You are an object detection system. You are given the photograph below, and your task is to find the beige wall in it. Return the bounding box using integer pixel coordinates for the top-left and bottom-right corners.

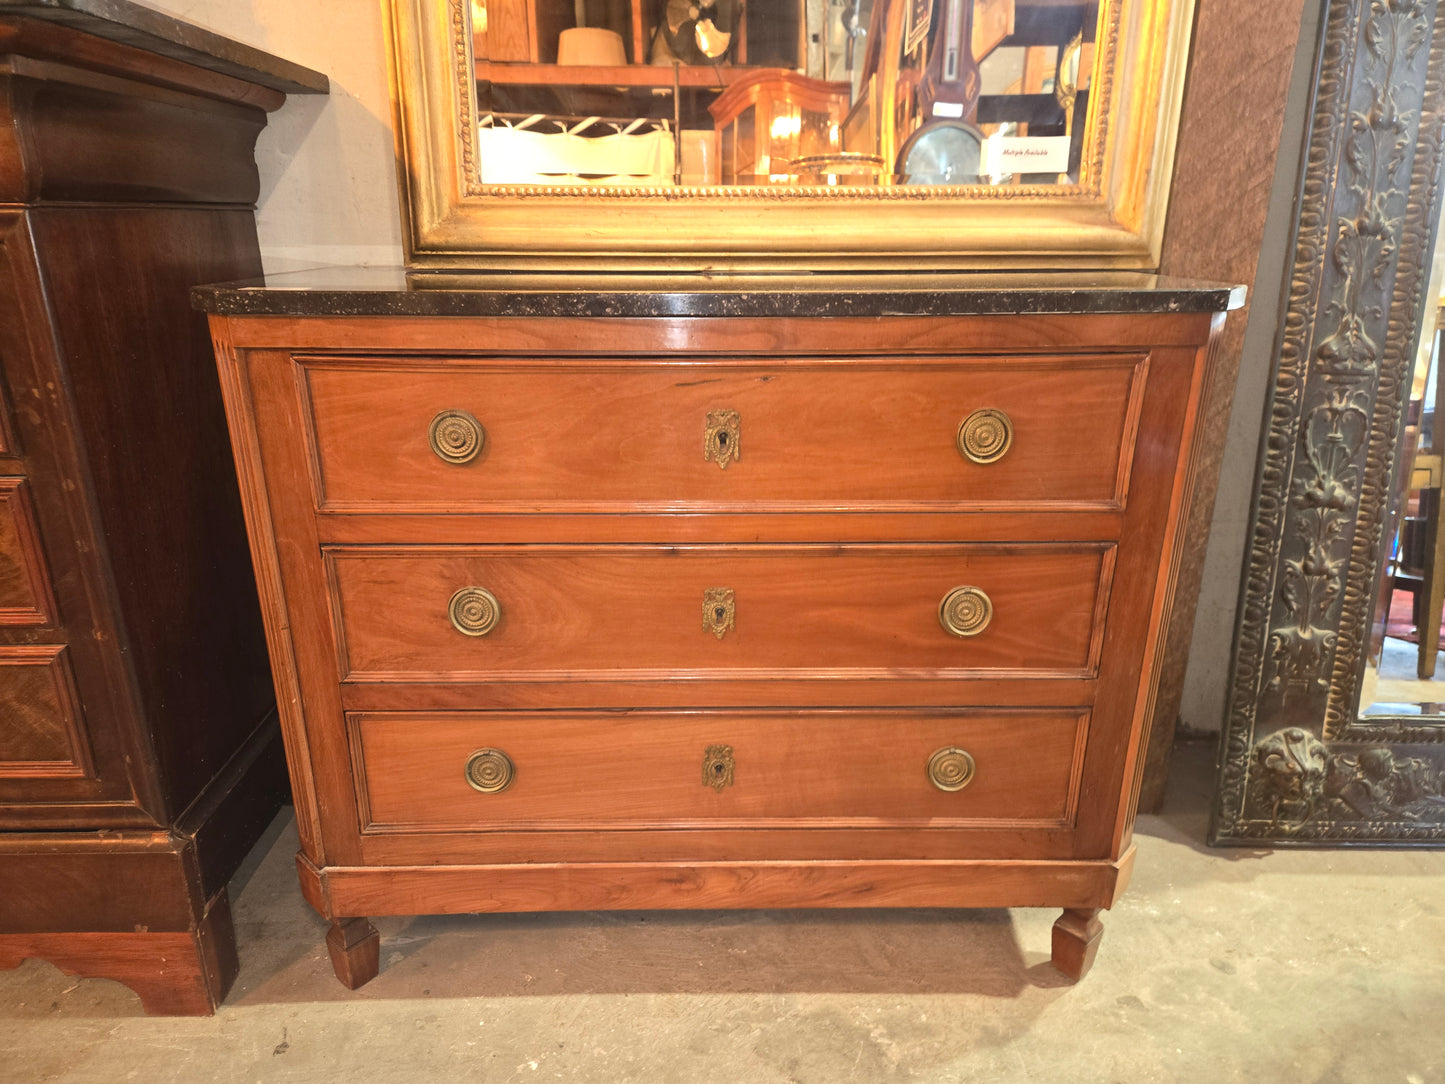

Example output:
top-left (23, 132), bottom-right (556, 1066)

top-left (143, 0), bottom-right (405, 271)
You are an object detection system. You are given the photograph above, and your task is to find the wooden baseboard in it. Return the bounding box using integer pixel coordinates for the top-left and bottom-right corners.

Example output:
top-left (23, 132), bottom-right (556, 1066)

top-left (0, 713), bottom-right (283, 1013)
top-left (303, 852), bottom-right (1134, 919)
top-left (0, 888), bottom-right (236, 1015)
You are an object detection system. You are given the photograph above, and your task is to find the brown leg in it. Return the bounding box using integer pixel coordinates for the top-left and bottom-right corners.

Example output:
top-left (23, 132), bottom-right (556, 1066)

top-left (325, 917), bottom-right (380, 989)
top-left (1050, 907), bottom-right (1104, 982)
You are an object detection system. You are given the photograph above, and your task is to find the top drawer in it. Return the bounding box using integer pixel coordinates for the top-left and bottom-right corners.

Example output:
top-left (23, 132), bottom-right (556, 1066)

top-left (298, 355), bottom-right (1147, 513)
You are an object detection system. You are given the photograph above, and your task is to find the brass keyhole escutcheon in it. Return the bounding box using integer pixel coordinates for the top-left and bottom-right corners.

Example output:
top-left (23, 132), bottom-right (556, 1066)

top-left (957, 408), bottom-right (1013, 464)
top-left (704, 409), bottom-right (741, 469)
top-left (927, 747), bottom-right (976, 792)
top-left (449, 586), bottom-right (501, 636)
top-left (464, 748), bottom-right (514, 793)
top-left (429, 409), bottom-right (485, 464)
top-left (703, 587), bottom-right (735, 639)
top-left (939, 585), bottom-right (992, 637)
top-left (703, 744), bottom-right (735, 791)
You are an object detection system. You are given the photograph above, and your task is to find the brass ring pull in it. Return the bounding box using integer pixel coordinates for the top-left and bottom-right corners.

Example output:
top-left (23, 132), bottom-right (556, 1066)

top-left (429, 409), bottom-right (485, 464)
top-left (464, 748), bottom-right (514, 793)
top-left (449, 586), bottom-right (500, 636)
top-left (957, 408), bottom-right (1013, 464)
top-left (939, 585), bottom-right (992, 637)
top-left (927, 747), bottom-right (976, 792)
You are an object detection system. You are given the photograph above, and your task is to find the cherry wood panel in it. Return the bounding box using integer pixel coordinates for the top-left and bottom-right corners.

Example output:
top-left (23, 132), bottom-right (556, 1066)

top-left (1112, 329), bottom-right (1222, 847)
top-left (308, 851), bottom-right (1135, 918)
top-left (350, 709), bottom-right (1088, 833)
top-left (211, 330), bottom-right (326, 862)
top-left (233, 344), bottom-right (361, 868)
top-left (355, 822), bottom-right (1083, 865)
top-left (0, 645), bottom-right (89, 776)
top-left (299, 355), bottom-right (1146, 513)
top-left (0, 478), bottom-right (54, 624)
top-left (326, 544), bottom-right (1114, 682)
top-left (226, 311), bottom-right (1217, 353)
top-left (314, 509), bottom-right (1129, 545)
top-left (1064, 341), bottom-right (1214, 856)
top-left (338, 675), bottom-right (1099, 712)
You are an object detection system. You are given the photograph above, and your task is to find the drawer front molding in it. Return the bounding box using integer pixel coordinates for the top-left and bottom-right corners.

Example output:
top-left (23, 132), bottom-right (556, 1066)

top-left (347, 709), bottom-right (1090, 836)
top-left (0, 479), bottom-right (57, 626)
top-left (325, 543), bottom-right (1116, 683)
top-left (0, 646), bottom-right (93, 779)
top-left (297, 355), bottom-right (1149, 514)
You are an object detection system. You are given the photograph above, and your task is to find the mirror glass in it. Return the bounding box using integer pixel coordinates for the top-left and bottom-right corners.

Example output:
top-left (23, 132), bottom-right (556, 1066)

top-left (468, 0), bottom-right (1096, 187)
top-left (1361, 216), bottom-right (1445, 719)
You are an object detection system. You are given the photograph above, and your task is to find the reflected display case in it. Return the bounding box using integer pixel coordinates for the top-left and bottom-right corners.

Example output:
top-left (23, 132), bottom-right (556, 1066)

top-left (385, 0), bottom-right (1195, 269)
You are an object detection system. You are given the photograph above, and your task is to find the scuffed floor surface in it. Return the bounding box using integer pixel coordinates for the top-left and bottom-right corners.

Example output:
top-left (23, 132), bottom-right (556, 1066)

top-left (1, 743), bottom-right (1442, 1083)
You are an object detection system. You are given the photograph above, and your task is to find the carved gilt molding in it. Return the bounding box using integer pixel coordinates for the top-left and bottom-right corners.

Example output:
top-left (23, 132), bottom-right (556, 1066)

top-left (1213, 0), bottom-right (1445, 844)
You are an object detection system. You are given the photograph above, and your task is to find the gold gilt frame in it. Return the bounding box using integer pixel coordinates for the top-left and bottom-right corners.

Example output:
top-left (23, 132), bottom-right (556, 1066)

top-left (384, 0), bottom-right (1196, 270)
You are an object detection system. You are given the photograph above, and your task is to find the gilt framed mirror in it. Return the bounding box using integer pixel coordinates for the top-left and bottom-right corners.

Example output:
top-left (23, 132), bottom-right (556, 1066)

top-left (384, 0), bottom-right (1195, 269)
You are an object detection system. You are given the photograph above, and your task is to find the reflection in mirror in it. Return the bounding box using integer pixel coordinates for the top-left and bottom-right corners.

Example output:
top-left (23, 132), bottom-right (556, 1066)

top-left (1362, 216), bottom-right (1445, 719)
top-left (468, 0), bottom-right (1097, 187)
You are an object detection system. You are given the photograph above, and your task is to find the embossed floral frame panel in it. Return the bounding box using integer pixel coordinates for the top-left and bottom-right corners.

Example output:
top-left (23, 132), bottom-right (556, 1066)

top-left (384, 0), bottom-right (1196, 270)
top-left (1213, 0), bottom-right (1445, 845)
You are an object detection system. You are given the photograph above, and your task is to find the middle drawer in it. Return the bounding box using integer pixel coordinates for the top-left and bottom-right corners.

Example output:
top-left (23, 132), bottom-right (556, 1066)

top-left (326, 544), bottom-right (1114, 682)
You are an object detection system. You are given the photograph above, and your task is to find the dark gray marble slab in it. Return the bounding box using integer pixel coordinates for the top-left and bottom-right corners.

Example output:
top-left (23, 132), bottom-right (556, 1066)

top-left (0, 0), bottom-right (328, 94)
top-left (193, 267), bottom-right (1247, 318)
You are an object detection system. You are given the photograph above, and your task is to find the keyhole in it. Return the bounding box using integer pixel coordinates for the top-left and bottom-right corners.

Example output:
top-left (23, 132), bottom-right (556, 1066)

top-left (713, 763), bottom-right (725, 775)
top-left (717, 432), bottom-right (728, 448)
top-left (714, 607), bottom-right (726, 622)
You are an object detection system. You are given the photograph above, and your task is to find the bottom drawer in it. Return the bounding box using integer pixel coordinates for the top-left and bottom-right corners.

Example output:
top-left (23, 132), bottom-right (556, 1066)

top-left (349, 710), bottom-right (1089, 833)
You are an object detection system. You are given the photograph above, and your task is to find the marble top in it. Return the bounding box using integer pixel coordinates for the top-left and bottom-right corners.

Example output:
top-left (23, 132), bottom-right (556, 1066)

top-left (193, 267), bottom-right (1247, 318)
top-left (0, 0), bottom-right (329, 94)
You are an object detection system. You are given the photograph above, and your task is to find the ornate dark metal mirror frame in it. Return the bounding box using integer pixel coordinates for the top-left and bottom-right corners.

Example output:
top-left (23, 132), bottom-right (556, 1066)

top-left (1213, 0), bottom-right (1445, 844)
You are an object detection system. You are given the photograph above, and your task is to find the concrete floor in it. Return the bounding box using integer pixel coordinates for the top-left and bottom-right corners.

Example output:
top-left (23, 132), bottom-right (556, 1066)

top-left (1, 742), bottom-right (1442, 1083)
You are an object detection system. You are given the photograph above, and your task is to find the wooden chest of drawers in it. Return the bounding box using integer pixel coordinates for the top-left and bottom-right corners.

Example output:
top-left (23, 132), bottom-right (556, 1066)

top-left (200, 273), bottom-right (1237, 987)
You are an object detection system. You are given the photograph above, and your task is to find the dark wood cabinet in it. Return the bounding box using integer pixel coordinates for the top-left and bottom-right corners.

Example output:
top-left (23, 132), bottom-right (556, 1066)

top-left (0, 3), bottom-right (325, 1014)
